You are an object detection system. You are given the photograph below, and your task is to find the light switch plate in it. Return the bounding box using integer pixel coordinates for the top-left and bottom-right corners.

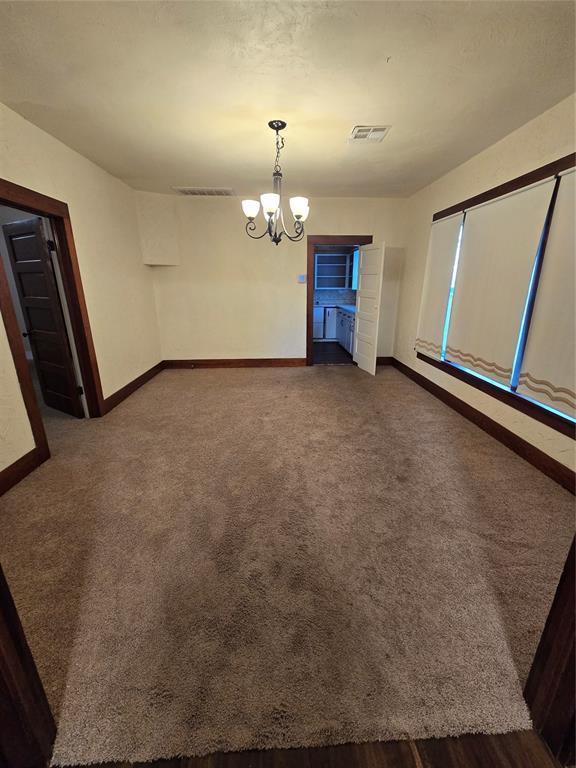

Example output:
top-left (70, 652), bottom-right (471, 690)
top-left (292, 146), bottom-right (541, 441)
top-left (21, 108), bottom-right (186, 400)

top-left (297, 274), bottom-right (307, 284)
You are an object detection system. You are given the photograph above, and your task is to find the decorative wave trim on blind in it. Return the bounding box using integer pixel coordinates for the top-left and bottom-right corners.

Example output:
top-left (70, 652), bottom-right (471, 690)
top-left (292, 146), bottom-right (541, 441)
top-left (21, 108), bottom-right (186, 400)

top-left (518, 372), bottom-right (576, 411)
top-left (415, 338), bottom-right (442, 356)
top-left (445, 346), bottom-right (511, 382)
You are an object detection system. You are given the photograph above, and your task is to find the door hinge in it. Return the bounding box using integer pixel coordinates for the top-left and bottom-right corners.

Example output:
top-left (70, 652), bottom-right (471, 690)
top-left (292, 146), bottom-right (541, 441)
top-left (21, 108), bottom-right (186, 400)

top-left (47, 239), bottom-right (56, 251)
top-left (77, 385), bottom-right (84, 396)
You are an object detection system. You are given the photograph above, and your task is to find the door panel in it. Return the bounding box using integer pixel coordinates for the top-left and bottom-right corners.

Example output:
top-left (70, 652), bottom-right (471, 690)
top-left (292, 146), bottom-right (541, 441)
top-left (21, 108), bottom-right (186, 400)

top-left (2, 219), bottom-right (84, 418)
top-left (353, 243), bottom-right (385, 375)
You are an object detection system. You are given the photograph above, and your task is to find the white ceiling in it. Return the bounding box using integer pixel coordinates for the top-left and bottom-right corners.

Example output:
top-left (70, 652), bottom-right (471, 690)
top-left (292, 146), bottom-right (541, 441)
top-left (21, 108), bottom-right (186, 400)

top-left (0, 1), bottom-right (573, 197)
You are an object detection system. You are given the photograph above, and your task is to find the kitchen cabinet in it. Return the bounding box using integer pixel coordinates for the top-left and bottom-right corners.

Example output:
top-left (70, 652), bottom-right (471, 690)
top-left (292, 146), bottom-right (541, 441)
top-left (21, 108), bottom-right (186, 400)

top-left (313, 306), bottom-right (324, 340)
top-left (314, 252), bottom-right (355, 290)
top-left (325, 307), bottom-right (337, 340)
top-left (335, 308), bottom-right (356, 353)
top-left (347, 316), bottom-right (355, 354)
top-left (336, 309), bottom-right (345, 346)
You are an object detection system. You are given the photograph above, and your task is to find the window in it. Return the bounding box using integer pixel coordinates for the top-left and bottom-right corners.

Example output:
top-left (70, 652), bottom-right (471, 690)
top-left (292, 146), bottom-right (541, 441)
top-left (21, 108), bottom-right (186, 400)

top-left (416, 157), bottom-right (575, 433)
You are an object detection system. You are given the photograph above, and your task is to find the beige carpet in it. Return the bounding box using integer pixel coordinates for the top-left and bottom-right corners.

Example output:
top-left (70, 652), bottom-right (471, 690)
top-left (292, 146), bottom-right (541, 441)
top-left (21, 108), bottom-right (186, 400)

top-left (0, 366), bottom-right (573, 765)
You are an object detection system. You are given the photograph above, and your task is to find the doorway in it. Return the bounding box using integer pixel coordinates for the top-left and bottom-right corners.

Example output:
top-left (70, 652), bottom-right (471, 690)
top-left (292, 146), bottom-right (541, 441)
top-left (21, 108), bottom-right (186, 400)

top-left (0, 177), bottom-right (105, 492)
top-left (0, 205), bottom-right (86, 418)
top-left (306, 235), bottom-right (373, 366)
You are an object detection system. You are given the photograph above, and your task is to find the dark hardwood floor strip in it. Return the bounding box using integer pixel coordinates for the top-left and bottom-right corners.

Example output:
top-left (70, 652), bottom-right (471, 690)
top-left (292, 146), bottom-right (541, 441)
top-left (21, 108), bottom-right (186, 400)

top-left (525, 538), bottom-right (575, 766)
top-left (102, 362), bottom-right (165, 414)
top-left (432, 153), bottom-right (575, 222)
top-left (62, 732), bottom-right (558, 768)
top-left (0, 564), bottom-right (56, 768)
top-left (0, 447), bottom-right (49, 498)
top-left (393, 359), bottom-right (575, 494)
top-left (415, 731), bottom-right (559, 768)
top-left (164, 358), bottom-right (307, 369)
top-left (313, 342), bottom-right (354, 365)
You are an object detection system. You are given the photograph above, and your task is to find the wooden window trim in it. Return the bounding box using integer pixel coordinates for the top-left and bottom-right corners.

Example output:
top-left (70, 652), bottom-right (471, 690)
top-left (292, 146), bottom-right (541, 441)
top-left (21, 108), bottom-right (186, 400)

top-left (416, 352), bottom-right (575, 439)
top-left (432, 153), bottom-right (575, 222)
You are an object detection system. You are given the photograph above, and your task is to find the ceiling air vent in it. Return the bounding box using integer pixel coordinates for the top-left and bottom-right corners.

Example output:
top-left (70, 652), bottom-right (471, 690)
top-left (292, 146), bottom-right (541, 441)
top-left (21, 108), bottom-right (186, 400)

top-left (348, 125), bottom-right (391, 143)
top-left (171, 187), bottom-right (235, 196)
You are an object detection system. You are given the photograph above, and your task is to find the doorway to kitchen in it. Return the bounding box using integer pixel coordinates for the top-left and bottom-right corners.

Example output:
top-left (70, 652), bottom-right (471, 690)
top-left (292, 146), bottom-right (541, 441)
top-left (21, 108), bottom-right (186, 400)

top-left (306, 235), bottom-right (372, 365)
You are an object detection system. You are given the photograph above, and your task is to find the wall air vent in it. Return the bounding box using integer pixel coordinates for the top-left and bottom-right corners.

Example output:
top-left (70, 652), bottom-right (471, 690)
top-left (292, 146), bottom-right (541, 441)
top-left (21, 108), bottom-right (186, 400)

top-left (171, 187), bottom-right (235, 196)
top-left (348, 125), bottom-right (391, 143)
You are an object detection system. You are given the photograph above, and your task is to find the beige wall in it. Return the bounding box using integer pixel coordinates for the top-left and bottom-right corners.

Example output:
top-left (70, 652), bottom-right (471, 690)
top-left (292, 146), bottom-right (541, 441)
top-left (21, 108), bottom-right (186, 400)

top-left (395, 95), bottom-right (576, 470)
top-left (0, 102), bottom-right (161, 472)
top-left (140, 194), bottom-right (406, 360)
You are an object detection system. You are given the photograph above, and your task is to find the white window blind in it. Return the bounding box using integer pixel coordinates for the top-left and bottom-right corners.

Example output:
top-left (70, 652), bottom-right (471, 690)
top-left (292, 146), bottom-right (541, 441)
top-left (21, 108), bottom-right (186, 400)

top-left (517, 171), bottom-right (575, 418)
top-left (445, 179), bottom-right (555, 383)
top-left (415, 213), bottom-right (463, 360)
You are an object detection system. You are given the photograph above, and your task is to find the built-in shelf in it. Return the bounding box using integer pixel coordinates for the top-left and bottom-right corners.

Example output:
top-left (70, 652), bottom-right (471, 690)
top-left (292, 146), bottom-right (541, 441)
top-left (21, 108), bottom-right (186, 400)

top-left (314, 251), bottom-right (357, 289)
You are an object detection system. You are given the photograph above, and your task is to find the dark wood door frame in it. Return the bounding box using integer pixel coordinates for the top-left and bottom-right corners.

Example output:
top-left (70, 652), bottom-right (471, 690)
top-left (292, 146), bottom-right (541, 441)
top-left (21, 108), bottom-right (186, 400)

top-left (0, 564), bottom-right (56, 768)
top-left (524, 536), bottom-right (575, 765)
top-left (0, 178), bottom-right (105, 430)
top-left (306, 235), bottom-right (373, 365)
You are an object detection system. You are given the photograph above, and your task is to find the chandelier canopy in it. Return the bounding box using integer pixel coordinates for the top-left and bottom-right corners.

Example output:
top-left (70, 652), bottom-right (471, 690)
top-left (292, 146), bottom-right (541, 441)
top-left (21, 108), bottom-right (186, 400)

top-left (241, 120), bottom-right (309, 245)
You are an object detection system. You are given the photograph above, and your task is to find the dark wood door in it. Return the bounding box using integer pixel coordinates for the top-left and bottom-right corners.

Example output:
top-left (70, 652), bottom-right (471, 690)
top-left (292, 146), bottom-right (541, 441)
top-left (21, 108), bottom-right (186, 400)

top-left (2, 219), bottom-right (84, 418)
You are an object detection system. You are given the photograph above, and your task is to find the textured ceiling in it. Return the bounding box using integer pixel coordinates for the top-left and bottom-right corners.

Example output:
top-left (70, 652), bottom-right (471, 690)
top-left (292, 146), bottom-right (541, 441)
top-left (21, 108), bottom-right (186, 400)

top-left (0, 1), bottom-right (574, 197)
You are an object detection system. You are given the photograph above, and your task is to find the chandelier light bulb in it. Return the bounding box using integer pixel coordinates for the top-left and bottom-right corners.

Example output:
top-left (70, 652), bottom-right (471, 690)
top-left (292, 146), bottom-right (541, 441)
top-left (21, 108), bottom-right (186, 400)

top-left (260, 193), bottom-right (280, 217)
top-left (241, 199), bottom-right (260, 220)
top-left (289, 196), bottom-right (309, 220)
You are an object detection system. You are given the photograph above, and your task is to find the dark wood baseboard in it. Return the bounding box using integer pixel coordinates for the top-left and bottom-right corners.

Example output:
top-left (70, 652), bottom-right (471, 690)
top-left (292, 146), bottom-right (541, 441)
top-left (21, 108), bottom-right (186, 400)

top-left (164, 358), bottom-right (307, 369)
top-left (102, 362), bottom-right (165, 415)
top-left (0, 445), bottom-right (50, 497)
top-left (376, 356), bottom-right (394, 366)
top-left (392, 359), bottom-right (575, 495)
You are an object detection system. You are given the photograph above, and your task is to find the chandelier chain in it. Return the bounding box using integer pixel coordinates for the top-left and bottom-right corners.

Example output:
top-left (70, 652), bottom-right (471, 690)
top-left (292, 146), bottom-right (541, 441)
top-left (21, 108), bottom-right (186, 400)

top-left (274, 133), bottom-right (285, 174)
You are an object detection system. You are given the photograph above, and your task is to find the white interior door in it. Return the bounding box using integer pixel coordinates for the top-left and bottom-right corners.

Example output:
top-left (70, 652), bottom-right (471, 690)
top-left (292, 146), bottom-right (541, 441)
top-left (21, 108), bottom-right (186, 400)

top-left (353, 243), bottom-right (385, 375)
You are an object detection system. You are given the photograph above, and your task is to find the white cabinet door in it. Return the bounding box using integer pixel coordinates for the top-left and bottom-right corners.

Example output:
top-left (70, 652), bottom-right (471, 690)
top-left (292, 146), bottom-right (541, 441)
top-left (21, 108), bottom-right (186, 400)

top-left (353, 243), bottom-right (385, 375)
top-left (325, 307), bottom-right (337, 339)
top-left (313, 306), bottom-right (324, 339)
top-left (347, 318), bottom-right (355, 354)
top-left (336, 310), bottom-right (343, 345)
top-left (344, 315), bottom-right (351, 353)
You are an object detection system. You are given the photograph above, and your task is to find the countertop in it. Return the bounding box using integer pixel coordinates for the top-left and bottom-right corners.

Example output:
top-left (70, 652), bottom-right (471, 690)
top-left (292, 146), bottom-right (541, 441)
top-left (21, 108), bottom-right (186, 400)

top-left (315, 303), bottom-right (356, 313)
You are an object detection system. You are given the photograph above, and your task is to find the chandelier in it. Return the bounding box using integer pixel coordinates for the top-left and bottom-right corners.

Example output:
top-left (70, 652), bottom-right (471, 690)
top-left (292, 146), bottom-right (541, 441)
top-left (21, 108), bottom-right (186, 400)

top-left (241, 120), bottom-right (309, 245)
